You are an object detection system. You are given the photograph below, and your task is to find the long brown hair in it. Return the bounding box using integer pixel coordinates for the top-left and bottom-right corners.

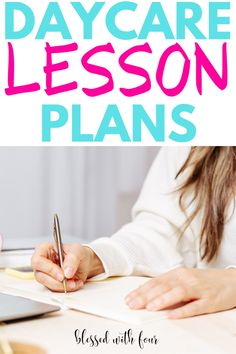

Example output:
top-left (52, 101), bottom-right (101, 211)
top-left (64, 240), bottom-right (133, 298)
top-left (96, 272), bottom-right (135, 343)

top-left (177, 147), bottom-right (236, 262)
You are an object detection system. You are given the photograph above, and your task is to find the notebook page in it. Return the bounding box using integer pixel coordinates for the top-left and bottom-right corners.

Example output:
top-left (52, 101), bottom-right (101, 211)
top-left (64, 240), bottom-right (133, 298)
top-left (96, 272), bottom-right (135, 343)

top-left (54, 276), bottom-right (167, 324)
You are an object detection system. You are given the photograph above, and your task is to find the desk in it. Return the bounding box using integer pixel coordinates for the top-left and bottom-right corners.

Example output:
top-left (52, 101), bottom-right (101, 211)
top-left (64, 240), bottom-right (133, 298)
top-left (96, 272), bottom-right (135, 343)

top-left (1, 272), bottom-right (236, 354)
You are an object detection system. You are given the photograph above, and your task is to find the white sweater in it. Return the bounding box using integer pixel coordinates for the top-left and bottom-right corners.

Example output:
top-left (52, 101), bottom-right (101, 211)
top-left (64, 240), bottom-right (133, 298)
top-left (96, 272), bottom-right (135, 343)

top-left (88, 147), bottom-right (236, 280)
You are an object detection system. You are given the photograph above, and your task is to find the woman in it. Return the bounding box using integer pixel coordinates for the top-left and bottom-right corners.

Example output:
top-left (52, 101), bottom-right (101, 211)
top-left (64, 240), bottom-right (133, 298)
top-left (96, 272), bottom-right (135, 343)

top-left (31, 147), bottom-right (236, 319)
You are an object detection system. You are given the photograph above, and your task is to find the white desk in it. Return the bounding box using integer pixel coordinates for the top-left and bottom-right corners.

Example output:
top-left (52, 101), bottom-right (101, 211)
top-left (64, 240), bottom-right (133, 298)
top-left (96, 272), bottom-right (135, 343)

top-left (1, 272), bottom-right (236, 354)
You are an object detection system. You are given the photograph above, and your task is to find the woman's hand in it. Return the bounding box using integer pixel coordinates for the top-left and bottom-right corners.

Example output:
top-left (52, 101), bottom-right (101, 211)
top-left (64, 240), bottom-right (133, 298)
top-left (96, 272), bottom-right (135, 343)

top-left (31, 243), bottom-right (104, 292)
top-left (125, 267), bottom-right (236, 319)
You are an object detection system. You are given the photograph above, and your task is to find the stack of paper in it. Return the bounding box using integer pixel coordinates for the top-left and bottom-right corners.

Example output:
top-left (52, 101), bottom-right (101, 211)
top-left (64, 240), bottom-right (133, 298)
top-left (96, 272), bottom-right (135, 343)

top-left (0, 236), bottom-right (36, 269)
top-left (0, 250), bottom-right (34, 269)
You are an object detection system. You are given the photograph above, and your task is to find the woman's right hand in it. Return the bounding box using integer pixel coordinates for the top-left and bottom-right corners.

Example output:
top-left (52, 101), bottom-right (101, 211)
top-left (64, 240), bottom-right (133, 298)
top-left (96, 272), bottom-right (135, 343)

top-left (31, 243), bottom-right (104, 292)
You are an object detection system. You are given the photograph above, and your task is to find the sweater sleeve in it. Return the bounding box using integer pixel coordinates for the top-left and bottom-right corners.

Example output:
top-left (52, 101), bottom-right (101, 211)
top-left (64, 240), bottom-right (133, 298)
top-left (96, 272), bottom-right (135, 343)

top-left (87, 147), bottom-right (196, 281)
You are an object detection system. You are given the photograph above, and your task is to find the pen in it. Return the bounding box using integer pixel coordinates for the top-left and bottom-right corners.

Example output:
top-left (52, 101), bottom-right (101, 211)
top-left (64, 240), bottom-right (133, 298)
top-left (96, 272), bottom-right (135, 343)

top-left (53, 214), bottom-right (67, 294)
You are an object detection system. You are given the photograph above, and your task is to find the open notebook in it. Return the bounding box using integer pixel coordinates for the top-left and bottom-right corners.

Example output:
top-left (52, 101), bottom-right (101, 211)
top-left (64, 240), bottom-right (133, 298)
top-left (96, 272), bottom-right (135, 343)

top-left (54, 277), bottom-right (167, 324)
top-left (0, 273), bottom-right (167, 324)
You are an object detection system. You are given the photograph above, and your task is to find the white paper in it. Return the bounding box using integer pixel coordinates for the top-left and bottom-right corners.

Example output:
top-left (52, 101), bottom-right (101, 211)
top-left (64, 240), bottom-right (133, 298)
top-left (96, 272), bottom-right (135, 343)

top-left (0, 272), bottom-right (167, 324)
top-left (0, 250), bottom-right (34, 269)
top-left (54, 277), bottom-right (167, 324)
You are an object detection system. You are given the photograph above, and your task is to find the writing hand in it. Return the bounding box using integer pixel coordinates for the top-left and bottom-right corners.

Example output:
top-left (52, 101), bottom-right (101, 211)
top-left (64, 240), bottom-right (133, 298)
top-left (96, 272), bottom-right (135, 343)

top-left (31, 243), bottom-right (104, 292)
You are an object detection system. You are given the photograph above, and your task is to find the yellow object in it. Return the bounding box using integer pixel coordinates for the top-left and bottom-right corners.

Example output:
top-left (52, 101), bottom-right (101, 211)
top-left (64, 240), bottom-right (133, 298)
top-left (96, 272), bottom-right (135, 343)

top-left (4, 268), bottom-right (35, 280)
top-left (0, 338), bottom-right (13, 354)
top-left (8, 341), bottom-right (46, 354)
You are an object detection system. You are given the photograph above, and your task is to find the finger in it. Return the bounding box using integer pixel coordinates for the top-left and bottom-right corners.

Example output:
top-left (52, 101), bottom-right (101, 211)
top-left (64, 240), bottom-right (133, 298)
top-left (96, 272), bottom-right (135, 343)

top-left (146, 286), bottom-right (191, 311)
top-left (72, 269), bottom-right (88, 284)
top-left (168, 299), bottom-right (207, 319)
top-left (62, 244), bottom-right (83, 279)
top-left (32, 246), bottom-right (64, 282)
top-left (126, 284), bottom-right (171, 310)
top-left (125, 278), bottom-right (160, 302)
top-left (34, 242), bottom-right (54, 258)
top-left (34, 271), bottom-right (84, 292)
top-left (49, 249), bottom-right (59, 264)
top-left (125, 272), bottom-right (177, 303)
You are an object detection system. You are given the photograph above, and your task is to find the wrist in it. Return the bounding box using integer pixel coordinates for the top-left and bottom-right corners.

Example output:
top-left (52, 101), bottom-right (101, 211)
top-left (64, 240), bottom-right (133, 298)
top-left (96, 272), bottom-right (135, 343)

top-left (84, 246), bottom-right (105, 278)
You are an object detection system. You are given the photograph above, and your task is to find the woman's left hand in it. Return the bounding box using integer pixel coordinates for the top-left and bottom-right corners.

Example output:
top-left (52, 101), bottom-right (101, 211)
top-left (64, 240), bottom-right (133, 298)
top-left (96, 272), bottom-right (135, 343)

top-left (125, 267), bottom-right (236, 319)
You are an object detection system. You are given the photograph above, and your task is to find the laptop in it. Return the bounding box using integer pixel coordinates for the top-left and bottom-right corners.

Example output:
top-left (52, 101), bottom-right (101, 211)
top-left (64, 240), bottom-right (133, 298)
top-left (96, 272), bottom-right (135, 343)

top-left (0, 293), bottom-right (60, 322)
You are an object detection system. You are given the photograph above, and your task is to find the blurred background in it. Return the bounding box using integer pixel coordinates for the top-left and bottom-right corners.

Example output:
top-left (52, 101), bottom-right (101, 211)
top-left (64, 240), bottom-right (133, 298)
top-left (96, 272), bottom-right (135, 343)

top-left (0, 147), bottom-right (159, 249)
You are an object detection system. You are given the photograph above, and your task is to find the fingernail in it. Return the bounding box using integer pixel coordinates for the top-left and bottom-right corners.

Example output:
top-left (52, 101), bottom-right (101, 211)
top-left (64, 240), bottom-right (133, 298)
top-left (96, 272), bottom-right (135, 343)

top-left (64, 267), bottom-right (73, 278)
top-left (78, 280), bottom-right (84, 288)
top-left (125, 296), bottom-right (131, 303)
top-left (69, 281), bottom-right (77, 290)
top-left (146, 303), bottom-right (157, 311)
top-left (127, 300), bottom-right (138, 309)
top-left (56, 273), bottom-right (64, 282)
top-left (125, 293), bottom-right (135, 302)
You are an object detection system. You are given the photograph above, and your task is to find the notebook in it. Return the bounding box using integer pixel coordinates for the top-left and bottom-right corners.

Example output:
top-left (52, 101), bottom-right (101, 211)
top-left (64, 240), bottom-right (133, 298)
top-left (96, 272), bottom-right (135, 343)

top-left (53, 276), bottom-right (168, 324)
top-left (0, 273), bottom-right (167, 324)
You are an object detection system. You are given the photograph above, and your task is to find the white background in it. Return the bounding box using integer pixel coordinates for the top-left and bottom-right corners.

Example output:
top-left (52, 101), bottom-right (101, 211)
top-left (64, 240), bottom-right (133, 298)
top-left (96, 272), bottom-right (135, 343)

top-left (0, 147), bottom-right (158, 246)
top-left (0, 0), bottom-right (235, 146)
